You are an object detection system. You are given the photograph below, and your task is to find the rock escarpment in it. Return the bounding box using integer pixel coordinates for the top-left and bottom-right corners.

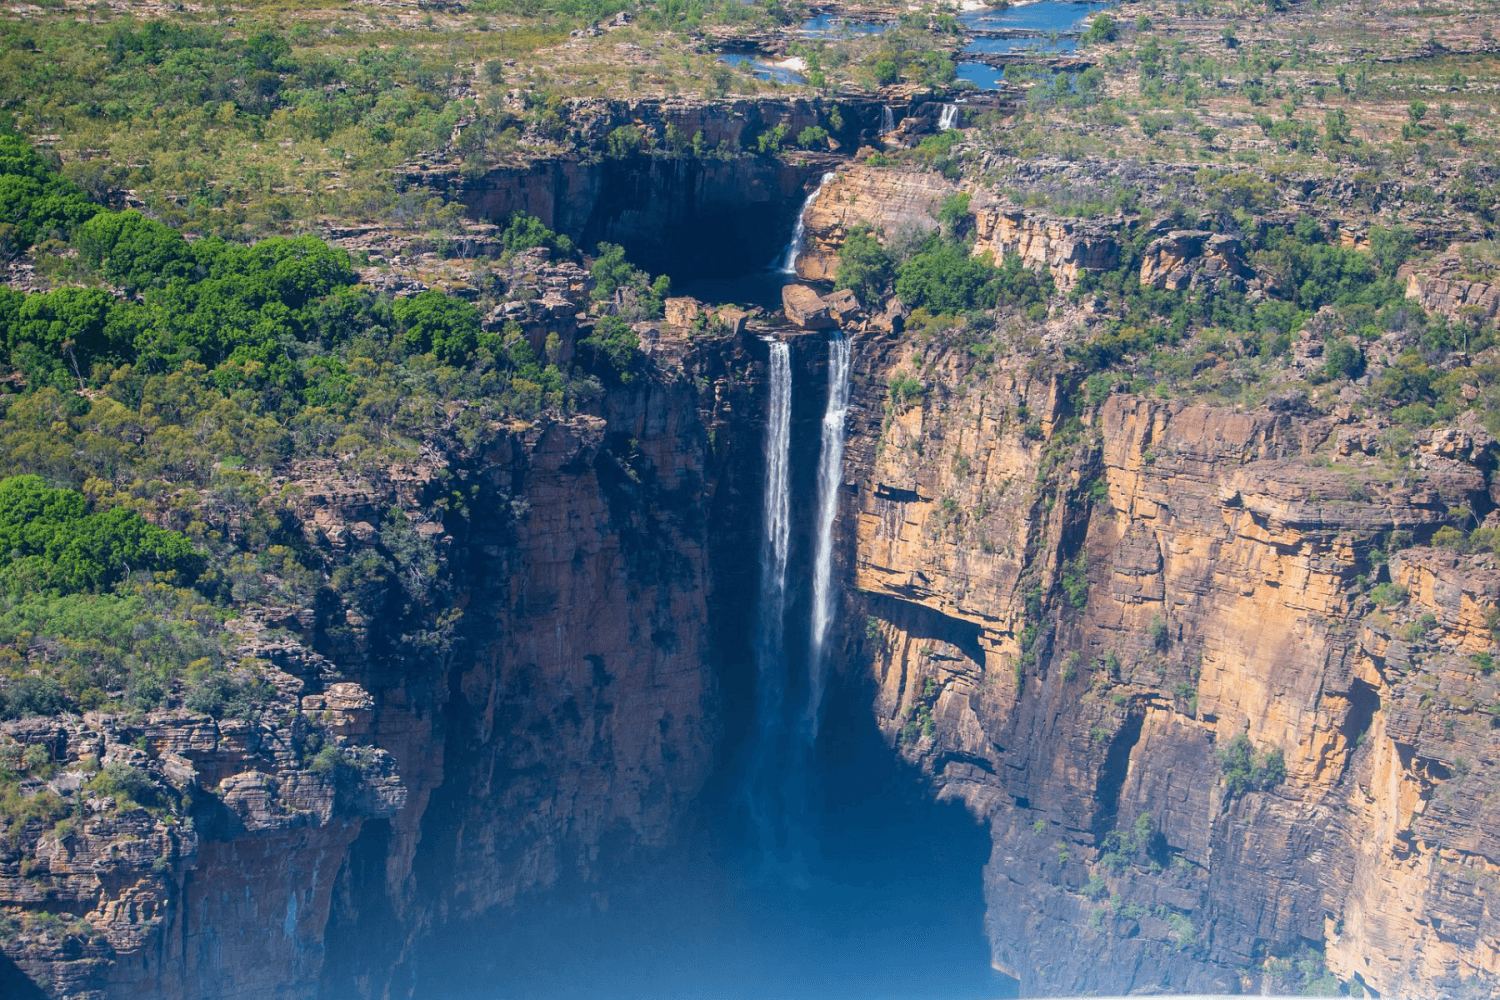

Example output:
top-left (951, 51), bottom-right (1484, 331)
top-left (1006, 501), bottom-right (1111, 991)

top-left (836, 330), bottom-right (1500, 998)
top-left (969, 207), bottom-right (1120, 289)
top-left (793, 165), bottom-right (964, 282)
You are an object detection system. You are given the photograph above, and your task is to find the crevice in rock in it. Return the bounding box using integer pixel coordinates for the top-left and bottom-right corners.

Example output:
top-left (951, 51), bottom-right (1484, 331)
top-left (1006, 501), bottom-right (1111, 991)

top-left (1093, 708), bottom-right (1146, 842)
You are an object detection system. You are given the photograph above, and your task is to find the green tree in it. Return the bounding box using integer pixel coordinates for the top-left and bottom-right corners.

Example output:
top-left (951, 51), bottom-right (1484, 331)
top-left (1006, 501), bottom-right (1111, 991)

top-left (0, 476), bottom-right (203, 595)
top-left (833, 225), bottom-right (894, 305)
top-left (797, 126), bottom-right (830, 150)
top-left (606, 125), bottom-right (644, 159)
top-left (75, 210), bottom-right (193, 293)
top-left (1369, 224), bottom-right (1416, 278)
top-left (394, 290), bottom-right (481, 365)
top-left (501, 212), bottom-right (574, 258)
top-left (1323, 337), bottom-right (1365, 380)
top-left (895, 237), bottom-right (999, 314)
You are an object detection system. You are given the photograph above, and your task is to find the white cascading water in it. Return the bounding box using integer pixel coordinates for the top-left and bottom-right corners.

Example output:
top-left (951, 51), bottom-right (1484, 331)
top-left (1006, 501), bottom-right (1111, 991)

top-left (747, 339), bottom-right (793, 836)
top-left (780, 172), bottom-right (837, 274)
top-left (938, 103), bottom-right (958, 130)
top-left (803, 332), bottom-right (852, 744)
top-left (881, 105), bottom-right (895, 133)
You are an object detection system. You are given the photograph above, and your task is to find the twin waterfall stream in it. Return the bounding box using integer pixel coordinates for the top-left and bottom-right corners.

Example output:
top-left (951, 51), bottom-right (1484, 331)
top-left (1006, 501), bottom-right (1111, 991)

top-left (746, 328), bottom-right (853, 852)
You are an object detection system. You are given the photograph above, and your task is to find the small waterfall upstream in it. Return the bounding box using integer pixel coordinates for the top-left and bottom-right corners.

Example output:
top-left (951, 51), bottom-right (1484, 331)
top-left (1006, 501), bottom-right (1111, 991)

top-left (881, 105), bottom-right (895, 133)
top-left (779, 172), bottom-right (836, 275)
top-left (746, 339), bottom-right (794, 837)
top-left (938, 103), bottom-right (959, 130)
top-left (804, 333), bottom-right (852, 744)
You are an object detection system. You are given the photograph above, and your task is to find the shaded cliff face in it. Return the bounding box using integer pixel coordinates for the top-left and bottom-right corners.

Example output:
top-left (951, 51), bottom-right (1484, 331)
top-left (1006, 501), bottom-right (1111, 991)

top-left (438, 99), bottom-right (884, 282)
top-left (458, 156), bottom-right (828, 280)
top-left (0, 314), bottom-right (781, 999)
top-left (835, 328), bottom-right (1500, 998)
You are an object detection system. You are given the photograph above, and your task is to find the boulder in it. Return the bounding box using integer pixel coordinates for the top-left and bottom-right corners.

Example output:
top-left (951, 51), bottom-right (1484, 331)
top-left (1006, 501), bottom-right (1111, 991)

top-left (824, 288), bottom-right (863, 324)
top-left (782, 284), bottom-right (836, 329)
top-left (870, 296), bottom-right (908, 334)
top-left (1139, 230), bottom-right (1251, 292)
top-left (715, 306), bottom-right (750, 336)
top-left (664, 296), bottom-right (702, 328)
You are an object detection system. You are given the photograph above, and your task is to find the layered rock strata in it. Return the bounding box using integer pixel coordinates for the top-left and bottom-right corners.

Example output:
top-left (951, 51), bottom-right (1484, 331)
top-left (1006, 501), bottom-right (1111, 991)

top-left (837, 329), bottom-right (1500, 998)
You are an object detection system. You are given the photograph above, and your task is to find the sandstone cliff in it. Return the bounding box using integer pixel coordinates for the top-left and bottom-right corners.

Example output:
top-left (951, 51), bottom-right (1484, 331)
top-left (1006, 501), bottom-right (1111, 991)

top-left (794, 167), bottom-right (1121, 291)
top-left (836, 327), bottom-right (1500, 998)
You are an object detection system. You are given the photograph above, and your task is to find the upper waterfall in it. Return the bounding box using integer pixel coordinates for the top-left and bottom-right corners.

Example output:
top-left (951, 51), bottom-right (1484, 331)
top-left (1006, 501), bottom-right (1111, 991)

top-left (779, 172), bottom-right (836, 275)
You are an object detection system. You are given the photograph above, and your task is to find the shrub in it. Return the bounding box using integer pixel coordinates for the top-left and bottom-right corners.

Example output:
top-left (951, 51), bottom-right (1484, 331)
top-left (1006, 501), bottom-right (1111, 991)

top-left (0, 676), bottom-right (69, 720)
top-left (581, 315), bottom-right (640, 383)
top-left (1323, 338), bottom-right (1365, 380)
top-left (87, 761), bottom-right (161, 810)
top-left (888, 370), bottom-right (924, 410)
top-left (500, 213), bottom-right (574, 258)
top-left (1149, 613), bottom-right (1168, 649)
top-left (1217, 733), bottom-right (1286, 797)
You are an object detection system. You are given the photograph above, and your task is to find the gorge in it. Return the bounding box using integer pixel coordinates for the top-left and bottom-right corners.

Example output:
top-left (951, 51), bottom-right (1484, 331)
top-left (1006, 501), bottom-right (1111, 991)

top-left (3, 0), bottom-right (1500, 996)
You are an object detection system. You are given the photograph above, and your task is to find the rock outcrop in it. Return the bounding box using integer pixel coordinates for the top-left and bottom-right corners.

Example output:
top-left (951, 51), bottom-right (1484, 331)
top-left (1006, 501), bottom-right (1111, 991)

top-left (970, 206), bottom-right (1120, 289)
top-left (782, 284), bottom-right (838, 329)
top-left (793, 165), bottom-right (962, 281)
top-left (1139, 230), bottom-right (1253, 292)
top-left (1401, 251), bottom-right (1500, 327)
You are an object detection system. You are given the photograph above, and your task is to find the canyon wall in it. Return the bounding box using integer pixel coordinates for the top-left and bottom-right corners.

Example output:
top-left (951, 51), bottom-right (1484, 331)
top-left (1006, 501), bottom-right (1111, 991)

top-left (0, 315), bottom-right (780, 999)
top-left (835, 326), bottom-right (1500, 998)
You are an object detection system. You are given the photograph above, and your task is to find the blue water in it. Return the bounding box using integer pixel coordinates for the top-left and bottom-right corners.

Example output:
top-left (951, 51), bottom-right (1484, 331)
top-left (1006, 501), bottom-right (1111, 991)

top-left (951, 0), bottom-right (1107, 88)
top-left (798, 14), bottom-right (889, 35)
top-left (956, 62), bottom-right (1007, 90)
top-left (719, 52), bottom-right (807, 84)
top-left (959, 0), bottom-right (1109, 34)
top-left (963, 33), bottom-right (1077, 54)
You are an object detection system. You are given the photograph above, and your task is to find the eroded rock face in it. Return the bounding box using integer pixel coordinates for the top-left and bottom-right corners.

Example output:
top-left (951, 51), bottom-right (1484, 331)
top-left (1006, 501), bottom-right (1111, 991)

top-left (970, 206), bottom-right (1119, 289)
top-left (1139, 230), bottom-right (1253, 292)
top-left (0, 316), bottom-right (767, 999)
top-left (1401, 252), bottom-right (1500, 327)
top-left (837, 332), bottom-right (1500, 998)
top-left (793, 165), bottom-right (961, 282)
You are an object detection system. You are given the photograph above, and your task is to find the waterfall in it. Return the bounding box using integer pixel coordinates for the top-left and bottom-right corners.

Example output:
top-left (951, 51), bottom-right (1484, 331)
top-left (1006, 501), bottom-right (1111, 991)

top-left (938, 103), bottom-right (958, 130)
top-left (780, 172), bottom-right (836, 275)
top-left (881, 105), bottom-right (895, 133)
top-left (804, 332), bottom-right (852, 744)
top-left (747, 339), bottom-right (793, 836)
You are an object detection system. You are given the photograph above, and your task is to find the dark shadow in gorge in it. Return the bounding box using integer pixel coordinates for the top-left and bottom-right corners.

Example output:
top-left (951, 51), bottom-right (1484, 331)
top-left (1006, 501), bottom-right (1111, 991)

top-left (404, 662), bottom-right (1012, 1000)
top-left (460, 155), bottom-right (830, 289)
